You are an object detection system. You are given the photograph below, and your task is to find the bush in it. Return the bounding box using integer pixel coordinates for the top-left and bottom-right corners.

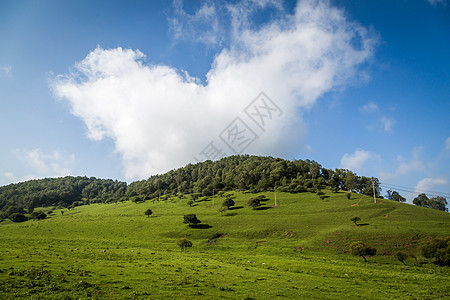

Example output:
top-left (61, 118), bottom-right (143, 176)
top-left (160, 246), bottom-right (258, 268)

top-left (247, 198), bottom-right (261, 209)
top-left (421, 238), bottom-right (450, 266)
top-left (9, 213), bottom-right (28, 223)
top-left (144, 209), bottom-right (153, 217)
top-left (31, 211), bottom-right (47, 220)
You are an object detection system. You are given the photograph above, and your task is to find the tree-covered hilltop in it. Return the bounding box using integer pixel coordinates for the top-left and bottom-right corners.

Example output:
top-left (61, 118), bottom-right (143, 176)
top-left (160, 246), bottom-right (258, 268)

top-left (126, 155), bottom-right (380, 199)
top-left (0, 176), bottom-right (127, 213)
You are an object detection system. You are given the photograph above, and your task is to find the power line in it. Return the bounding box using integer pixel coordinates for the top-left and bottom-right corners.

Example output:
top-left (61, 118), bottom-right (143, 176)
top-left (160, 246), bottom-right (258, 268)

top-left (380, 183), bottom-right (450, 198)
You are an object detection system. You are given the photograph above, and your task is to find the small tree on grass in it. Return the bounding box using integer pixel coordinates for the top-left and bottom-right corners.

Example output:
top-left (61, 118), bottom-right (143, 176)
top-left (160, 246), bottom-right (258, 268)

top-left (396, 251), bottom-right (408, 265)
top-left (183, 214), bottom-right (201, 227)
top-left (350, 216), bottom-right (361, 226)
top-left (247, 198), bottom-right (261, 210)
top-left (350, 241), bottom-right (377, 262)
top-left (177, 238), bottom-right (192, 251)
top-left (187, 200), bottom-right (194, 207)
top-left (222, 198), bottom-right (235, 209)
top-left (317, 190), bottom-right (325, 200)
top-left (346, 192), bottom-right (351, 200)
top-left (144, 209), bottom-right (153, 217)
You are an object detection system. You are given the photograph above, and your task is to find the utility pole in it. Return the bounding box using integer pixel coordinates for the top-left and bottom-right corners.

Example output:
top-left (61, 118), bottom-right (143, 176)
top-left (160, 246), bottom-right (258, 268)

top-left (158, 191), bottom-right (161, 205)
top-left (274, 186), bottom-right (277, 206)
top-left (371, 179), bottom-right (376, 204)
top-left (212, 189), bottom-right (215, 206)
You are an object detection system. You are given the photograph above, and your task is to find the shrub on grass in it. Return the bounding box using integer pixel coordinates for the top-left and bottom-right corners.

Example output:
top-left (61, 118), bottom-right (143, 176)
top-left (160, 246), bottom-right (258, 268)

top-left (31, 210), bottom-right (47, 220)
top-left (177, 238), bottom-right (192, 251)
top-left (421, 238), bottom-right (450, 266)
top-left (9, 213), bottom-right (28, 223)
top-left (346, 193), bottom-right (351, 200)
top-left (187, 200), bottom-right (194, 207)
top-left (144, 209), bottom-right (153, 217)
top-left (350, 241), bottom-right (377, 262)
top-left (247, 198), bottom-right (261, 209)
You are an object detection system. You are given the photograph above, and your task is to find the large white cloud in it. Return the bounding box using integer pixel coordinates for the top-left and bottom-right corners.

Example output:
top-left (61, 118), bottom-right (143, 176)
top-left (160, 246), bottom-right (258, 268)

top-left (51, 0), bottom-right (376, 180)
top-left (340, 148), bottom-right (380, 173)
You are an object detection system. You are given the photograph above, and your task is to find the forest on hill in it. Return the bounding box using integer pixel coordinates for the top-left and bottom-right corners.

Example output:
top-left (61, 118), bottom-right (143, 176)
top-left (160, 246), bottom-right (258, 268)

top-left (126, 155), bottom-right (380, 199)
top-left (0, 156), bottom-right (379, 216)
top-left (0, 176), bottom-right (126, 214)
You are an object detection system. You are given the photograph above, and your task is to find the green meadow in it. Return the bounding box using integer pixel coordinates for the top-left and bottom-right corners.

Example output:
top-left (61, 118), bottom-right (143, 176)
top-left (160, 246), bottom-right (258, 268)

top-left (1, 191), bottom-right (449, 299)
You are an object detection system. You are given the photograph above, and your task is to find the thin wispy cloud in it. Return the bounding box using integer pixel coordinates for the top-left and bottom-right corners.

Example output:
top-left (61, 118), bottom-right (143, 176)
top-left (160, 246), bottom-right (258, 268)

top-left (0, 65), bottom-right (13, 79)
top-left (51, 0), bottom-right (377, 180)
top-left (2, 148), bottom-right (74, 185)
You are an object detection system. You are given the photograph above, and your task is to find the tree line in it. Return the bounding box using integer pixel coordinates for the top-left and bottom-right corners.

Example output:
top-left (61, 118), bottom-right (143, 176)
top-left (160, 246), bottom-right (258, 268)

top-left (0, 176), bottom-right (127, 219)
top-left (126, 155), bottom-right (381, 200)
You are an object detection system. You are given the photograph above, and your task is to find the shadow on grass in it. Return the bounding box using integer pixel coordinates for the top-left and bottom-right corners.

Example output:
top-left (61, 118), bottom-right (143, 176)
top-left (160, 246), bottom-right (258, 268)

top-left (223, 212), bottom-right (238, 217)
top-left (190, 224), bottom-right (213, 229)
top-left (356, 223), bottom-right (370, 226)
top-left (229, 206), bottom-right (244, 210)
top-left (255, 206), bottom-right (271, 211)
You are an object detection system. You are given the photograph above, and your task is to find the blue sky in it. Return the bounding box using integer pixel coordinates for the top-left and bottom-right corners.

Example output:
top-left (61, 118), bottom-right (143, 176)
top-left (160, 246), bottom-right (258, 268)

top-left (0, 0), bottom-right (449, 203)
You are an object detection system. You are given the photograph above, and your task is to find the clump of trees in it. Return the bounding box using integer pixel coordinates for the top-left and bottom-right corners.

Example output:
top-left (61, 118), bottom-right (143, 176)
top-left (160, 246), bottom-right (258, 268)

top-left (421, 238), bottom-right (450, 266)
top-left (177, 238), bottom-right (192, 251)
top-left (350, 241), bottom-right (377, 262)
top-left (413, 194), bottom-right (448, 212)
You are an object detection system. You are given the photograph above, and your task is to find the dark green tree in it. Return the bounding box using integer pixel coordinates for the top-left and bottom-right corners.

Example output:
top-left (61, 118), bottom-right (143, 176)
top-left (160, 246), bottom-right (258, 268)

top-left (413, 193), bottom-right (429, 207)
top-left (392, 191), bottom-right (406, 202)
top-left (145, 209), bottom-right (153, 217)
top-left (222, 198), bottom-right (235, 209)
top-left (350, 216), bottom-right (361, 226)
top-left (177, 238), bottom-right (193, 251)
top-left (428, 196), bottom-right (448, 212)
top-left (350, 241), bottom-right (377, 262)
top-left (183, 214), bottom-right (201, 227)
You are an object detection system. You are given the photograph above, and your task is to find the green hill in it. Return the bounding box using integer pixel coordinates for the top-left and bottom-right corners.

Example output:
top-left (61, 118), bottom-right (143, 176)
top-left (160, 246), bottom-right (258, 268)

top-left (0, 190), bottom-right (449, 299)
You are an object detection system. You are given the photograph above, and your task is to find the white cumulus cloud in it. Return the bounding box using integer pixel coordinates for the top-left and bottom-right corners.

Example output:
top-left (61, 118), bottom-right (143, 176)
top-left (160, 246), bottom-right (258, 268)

top-left (51, 0), bottom-right (377, 180)
top-left (340, 148), bottom-right (379, 173)
top-left (414, 177), bottom-right (447, 194)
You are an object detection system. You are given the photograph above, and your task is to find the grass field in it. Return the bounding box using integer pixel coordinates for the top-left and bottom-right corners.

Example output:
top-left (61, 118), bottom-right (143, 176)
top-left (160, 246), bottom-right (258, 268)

top-left (1, 191), bottom-right (449, 299)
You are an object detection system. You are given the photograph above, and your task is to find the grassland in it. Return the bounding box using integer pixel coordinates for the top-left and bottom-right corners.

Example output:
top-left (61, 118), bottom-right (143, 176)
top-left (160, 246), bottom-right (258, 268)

top-left (0, 191), bottom-right (449, 299)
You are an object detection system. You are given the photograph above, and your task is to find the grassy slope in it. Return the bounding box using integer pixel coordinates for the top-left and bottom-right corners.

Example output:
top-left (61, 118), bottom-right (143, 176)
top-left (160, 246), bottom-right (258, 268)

top-left (0, 191), bottom-right (449, 299)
